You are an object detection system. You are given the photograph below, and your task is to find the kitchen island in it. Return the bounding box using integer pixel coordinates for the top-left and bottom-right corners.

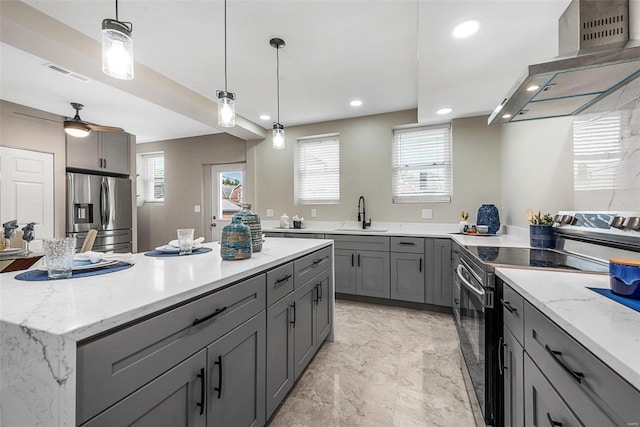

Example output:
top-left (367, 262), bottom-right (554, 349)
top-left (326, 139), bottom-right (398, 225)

top-left (0, 238), bottom-right (334, 427)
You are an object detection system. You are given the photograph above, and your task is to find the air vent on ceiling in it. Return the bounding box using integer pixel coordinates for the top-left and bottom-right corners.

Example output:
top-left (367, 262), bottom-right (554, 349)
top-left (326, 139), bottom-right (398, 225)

top-left (43, 63), bottom-right (90, 82)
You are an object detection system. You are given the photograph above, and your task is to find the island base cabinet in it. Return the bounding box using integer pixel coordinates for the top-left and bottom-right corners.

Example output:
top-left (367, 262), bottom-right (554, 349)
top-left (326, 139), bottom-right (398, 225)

top-left (293, 280), bottom-right (317, 379)
top-left (315, 274), bottom-right (331, 344)
top-left (502, 326), bottom-right (524, 427)
top-left (266, 295), bottom-right (295, 419)
top-left (82, 350), bottom-right (207, 427)
top-left (207, 312), bottom-right (266, 427)
top-left (524, 354), bottom-right (581, 427)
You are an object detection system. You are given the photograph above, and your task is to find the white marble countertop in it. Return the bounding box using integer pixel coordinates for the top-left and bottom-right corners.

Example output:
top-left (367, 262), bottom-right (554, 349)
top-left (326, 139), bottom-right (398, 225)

top-left (0, 238), bottom-right (333, 342)
top-left (496, 267), bottom-right (640, 391)
top-left (262, 220), bottom-right (531, 248)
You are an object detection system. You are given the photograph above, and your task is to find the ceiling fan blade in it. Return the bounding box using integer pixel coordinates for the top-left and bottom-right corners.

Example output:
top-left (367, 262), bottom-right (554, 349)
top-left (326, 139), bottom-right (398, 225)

top-left (88, 124), bottom-right (125, 132)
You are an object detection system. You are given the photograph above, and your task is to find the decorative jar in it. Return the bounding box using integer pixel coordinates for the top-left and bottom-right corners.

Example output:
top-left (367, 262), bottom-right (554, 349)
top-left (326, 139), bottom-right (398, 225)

top-left (609, 258), bottom-right (640, 299)
top-left (477, 204), bottom-right (500, 234)
top-left (233, 204), bottom-right (262, 253)
top-left (220, 218), bottom-right (252, 260)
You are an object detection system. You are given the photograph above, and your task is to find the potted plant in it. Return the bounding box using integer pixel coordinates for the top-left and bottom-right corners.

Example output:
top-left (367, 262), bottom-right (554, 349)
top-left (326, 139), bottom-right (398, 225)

top-left (529, 212), bottom-right (555, 248)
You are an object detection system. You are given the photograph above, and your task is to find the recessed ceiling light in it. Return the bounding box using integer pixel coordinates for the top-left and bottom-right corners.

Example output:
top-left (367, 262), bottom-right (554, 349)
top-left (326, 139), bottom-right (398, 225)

top-left (436, 107), bottom-right (453, 115)
top-left (453, 20), bottom-right (480, 39)
top-left (259, 114), bottom-right (271, 121)
top-left (502, 113), bottom-right (512, 119)
top-left (526, 85), bottom-right (540, 92)
top-left (350, 100), bottom-right (363, 107)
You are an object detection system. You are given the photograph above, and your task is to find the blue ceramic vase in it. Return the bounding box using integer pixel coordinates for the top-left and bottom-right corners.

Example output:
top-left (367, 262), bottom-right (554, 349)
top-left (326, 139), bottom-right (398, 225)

top-left (477, 204), bottom-right (500, 234)
top-left (233, 204), bottom-right (262, 253)
top-left (220, 218), bottom-right (252, 260)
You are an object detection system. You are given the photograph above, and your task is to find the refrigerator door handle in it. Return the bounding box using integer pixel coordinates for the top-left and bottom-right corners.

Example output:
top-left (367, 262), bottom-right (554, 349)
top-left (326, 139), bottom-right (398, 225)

top-left (105, 179), bottom-right (111, 226)
top-left (100, 179), bottom-right (108, 228)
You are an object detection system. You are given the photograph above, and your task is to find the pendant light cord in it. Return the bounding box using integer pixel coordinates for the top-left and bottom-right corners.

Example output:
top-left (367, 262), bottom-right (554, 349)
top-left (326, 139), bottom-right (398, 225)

top-left (224, 0), bottom-right (228, 91)
top-left (276, 45), bottom-right (280, 123)
top-left (115, 0), bottom-right (119, 21)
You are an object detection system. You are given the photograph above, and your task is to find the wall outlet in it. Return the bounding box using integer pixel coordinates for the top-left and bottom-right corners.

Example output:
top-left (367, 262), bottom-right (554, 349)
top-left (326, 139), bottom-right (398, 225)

top-left (311, 208), bottom-right (317, 218)
top-left (422, 209), bottom-right (432, 219)
top-left (266, 209), bottom-right (274, 217)
top-left (194, 205), bottom-right (201, 213)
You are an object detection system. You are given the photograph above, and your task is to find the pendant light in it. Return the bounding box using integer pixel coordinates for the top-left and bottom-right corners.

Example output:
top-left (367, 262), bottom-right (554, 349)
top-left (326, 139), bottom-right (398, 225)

top-left (270, 38), bottom-right (285, 149)
top-left (217, 0), bottom-right (236, 127)
top-left (64, 103), bottom-right (91, 138)
top-left (102, 0), bottom-right (134, 80)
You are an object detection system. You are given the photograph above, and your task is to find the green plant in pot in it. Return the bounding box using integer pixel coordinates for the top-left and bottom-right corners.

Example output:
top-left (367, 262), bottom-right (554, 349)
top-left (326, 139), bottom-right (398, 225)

top-left (529, 211), bottom-right (555, 248)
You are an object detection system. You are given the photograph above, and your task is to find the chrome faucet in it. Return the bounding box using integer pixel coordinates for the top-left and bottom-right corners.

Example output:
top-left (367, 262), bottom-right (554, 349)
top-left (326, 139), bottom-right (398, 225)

top-left (357, 196), bottom-right (371, 229)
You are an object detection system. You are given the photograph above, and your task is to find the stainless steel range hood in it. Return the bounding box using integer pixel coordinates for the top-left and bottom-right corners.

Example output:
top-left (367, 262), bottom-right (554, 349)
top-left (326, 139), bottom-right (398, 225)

top-left (488, 0), bottom-right (640, 125)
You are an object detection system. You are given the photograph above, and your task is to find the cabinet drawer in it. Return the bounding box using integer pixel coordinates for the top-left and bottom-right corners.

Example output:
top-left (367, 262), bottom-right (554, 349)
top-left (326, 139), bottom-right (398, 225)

top-left (76, 274), bottom-right (266, 425)
top-left (390, 236), bottom-right (424, 253)
top-left (524, 302), bottom-right (638, 426)
top-left (267, 263), bottom-right (294, 306)
top-left (502, 284), bottom-right (524, 345)
top-left (326, 234), bottom-right (389, 251)
top-left (294, 246), bottom-right (332, 287)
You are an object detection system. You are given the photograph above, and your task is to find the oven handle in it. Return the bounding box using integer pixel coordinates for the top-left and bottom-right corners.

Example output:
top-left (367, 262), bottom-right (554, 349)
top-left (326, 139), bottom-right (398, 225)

top-left (456, 264), bottom-right (486, 298)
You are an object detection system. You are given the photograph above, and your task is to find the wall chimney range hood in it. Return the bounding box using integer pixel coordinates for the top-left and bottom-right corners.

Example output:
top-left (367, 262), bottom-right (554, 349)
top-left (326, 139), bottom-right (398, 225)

top-left (488, 0), bottom-right (640, 125)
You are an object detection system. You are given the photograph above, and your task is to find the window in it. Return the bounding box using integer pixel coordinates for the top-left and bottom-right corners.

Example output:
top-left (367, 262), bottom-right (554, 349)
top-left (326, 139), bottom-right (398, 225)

top-left (392, 124), bottom-right (452, 203)
top-left (140, 152), bottom-right (165, 204)
top-left (573, 113), bottom-right (623, 191)
top-left (295, 134), bottom-right (340, 204)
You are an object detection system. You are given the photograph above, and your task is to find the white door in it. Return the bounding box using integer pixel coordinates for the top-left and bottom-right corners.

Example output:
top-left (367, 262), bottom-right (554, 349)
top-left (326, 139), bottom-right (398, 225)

top-left (0, 147), bottom-right (55, 243)
top-left (211, 163), bottom-right (245, 242)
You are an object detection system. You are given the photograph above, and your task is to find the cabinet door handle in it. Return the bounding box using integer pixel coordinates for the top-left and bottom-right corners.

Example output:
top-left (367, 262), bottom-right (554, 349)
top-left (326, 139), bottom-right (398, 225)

top-left (546, 412), bottom-right (563, 426)
top-left (290, 302), bottom-right (296, 326)
top-left (103, 158), bottom-right (107, 169)
top-left (398, 242), bottom-right (415, 246)
top-left (312, 257), bottom-right (326, 266)
top-left (192, 306), bottom-right (228, 326)
top-left (275, 274), bottom-right (292, 285)
top-left (213, 355), bottom-right (222, 399)
top-left (318, 282), bottom-right (323, 300)
top-left (419, 258), bottom-right (422, 272)
top-left (196, 367), bottom-right (205, 415)
top-left (357, 254), bottom-right (361, 267)
top-left (500, 299), bottom-right (518, 316)
top-left (351, 254), bottom-right (354, 267)
top-left (544, 344), bottom-right (584, 384)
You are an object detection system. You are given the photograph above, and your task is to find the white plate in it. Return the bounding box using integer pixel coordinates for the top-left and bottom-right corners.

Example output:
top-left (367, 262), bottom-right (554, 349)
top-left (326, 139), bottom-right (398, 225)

top-left (38, 259), bottom-right (119, 272)
top-left (0, 248), bottom-right (24, 255)
top-left (155, 245), bottom-right (180, 253)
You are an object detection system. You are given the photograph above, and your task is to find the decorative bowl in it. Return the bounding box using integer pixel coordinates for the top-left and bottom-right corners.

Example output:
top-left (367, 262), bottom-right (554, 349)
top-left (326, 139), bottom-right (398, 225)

top-left (609, 258), bottom-right (640, 299)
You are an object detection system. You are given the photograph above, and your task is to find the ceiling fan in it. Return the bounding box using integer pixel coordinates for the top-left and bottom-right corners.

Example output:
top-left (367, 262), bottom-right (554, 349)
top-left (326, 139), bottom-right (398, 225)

top-left (63, 102), bottom-right (124, 138)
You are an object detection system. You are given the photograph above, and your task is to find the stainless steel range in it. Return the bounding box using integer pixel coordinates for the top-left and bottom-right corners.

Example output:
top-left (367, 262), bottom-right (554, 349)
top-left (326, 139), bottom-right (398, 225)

top-left (452, 211), bottom-right (640, 426)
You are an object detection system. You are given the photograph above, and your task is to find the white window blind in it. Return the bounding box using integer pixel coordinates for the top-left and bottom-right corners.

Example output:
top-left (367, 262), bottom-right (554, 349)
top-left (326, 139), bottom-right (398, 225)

top-left (573, 113), bottom-right (622, 191)
top-left (296, 135), bottom-right (340, 204)
top-left (141, 152), bottom-right (165, 204)
top-left (392, 124), bottom-right (452, 203)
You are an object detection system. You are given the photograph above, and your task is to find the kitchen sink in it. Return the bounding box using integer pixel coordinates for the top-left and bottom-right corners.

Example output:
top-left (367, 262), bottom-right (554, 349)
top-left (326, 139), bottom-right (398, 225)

top-left (334, 228), bottom-right (388, 232)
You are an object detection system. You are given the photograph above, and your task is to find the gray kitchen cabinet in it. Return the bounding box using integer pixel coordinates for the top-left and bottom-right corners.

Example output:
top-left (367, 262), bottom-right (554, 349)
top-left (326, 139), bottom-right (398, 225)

top-left (207, 312), bottom-right (266, 427)
top-left (266, 293), bottom-right (295, 419)
top-left (67, 130), bottom-right (131, 175)
top-left (334, 248), bottom-right (357, 294)
top-left (82, 349), bottom-right (207, 427)
top-left (315, 273), bottom-right (331, 344)
top-left (293, 279), bottom-right (317, 379)
top-left (502, 326), bottom-right (524, 427)
top-left (390, 252), bottom-right (424, 302)
top-left (357, 250), bottom-right (391, 298)
top-left (427, 239), bottom-right (452, 307)
top-left (524, 354), bottom-right (582, 427)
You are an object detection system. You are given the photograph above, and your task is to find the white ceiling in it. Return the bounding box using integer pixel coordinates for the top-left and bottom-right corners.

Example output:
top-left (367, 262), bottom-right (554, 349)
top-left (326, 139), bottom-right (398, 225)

top-left (1, 0), bottom-right (571, 143)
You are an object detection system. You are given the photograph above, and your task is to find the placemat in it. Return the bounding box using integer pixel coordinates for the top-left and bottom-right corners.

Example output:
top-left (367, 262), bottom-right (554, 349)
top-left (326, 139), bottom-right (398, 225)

top-left (144, 247), bottom-right (213, 258)
top-left (588, 287), bottom-right (640, 313)
top-left (15, 262), bottom-right (134, 282)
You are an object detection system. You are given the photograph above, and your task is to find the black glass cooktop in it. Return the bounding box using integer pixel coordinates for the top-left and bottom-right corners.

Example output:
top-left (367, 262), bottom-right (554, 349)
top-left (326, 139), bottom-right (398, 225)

top-left (465, 246), bottom-right (608, 273)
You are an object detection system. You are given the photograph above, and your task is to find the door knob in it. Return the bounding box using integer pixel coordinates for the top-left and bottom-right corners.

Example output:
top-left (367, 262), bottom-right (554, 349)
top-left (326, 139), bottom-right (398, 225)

top-left (211, 223), bottom-right (217, 227)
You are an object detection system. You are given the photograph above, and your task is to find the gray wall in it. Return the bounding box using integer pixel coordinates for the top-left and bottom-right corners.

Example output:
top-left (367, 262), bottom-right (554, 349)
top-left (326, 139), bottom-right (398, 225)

top-left (1, 100), bottom-right (67, 237)
top-left (136, 134), bottom-right (246, 251)
top-left (250, 110), bottom-right (503, 225)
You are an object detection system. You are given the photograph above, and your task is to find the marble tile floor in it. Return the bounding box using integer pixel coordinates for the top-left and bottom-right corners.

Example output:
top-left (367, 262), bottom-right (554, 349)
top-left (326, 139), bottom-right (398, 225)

top-left (269, 300), bottom-right (476, 427)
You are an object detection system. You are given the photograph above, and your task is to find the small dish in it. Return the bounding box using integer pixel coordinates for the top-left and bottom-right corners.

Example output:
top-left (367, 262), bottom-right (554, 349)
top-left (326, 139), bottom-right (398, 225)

top-left (39, 259), bottom-right (119, 272)
top-left (155, 245), bottom-right (180, 254)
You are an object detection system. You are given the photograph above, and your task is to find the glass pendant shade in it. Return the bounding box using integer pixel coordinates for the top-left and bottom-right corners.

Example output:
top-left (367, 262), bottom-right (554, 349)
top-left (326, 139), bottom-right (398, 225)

top-left (102, 19), bottom-right (134, 80)
top-left (217, 91), bottom-right (236, 127)
top-left (272, 123), bottom-right (285, 149)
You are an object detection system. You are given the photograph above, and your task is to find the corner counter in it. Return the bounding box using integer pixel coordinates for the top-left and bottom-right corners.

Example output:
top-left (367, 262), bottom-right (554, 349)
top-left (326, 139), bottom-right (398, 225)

top-left (0, 239), bottom-right (333, 426)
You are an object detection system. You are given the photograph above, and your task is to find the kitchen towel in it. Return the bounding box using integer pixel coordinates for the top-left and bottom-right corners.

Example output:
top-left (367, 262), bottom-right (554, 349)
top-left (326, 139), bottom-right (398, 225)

top-left (14, 262), bottom-right (133, 281)
top-left (588, 287), bottom-right (640, 313)
top-left (144, 247), bottom-right (213, 257)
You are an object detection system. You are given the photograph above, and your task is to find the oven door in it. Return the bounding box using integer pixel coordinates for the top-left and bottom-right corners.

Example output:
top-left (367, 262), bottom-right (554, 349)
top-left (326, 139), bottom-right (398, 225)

top-left (455, 259), bottom-right (487, 420)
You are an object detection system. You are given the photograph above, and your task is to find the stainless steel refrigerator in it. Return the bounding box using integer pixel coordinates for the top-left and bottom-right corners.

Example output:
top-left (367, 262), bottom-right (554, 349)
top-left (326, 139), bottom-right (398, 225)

top-left (66, 172), bottom-right (132, 253)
